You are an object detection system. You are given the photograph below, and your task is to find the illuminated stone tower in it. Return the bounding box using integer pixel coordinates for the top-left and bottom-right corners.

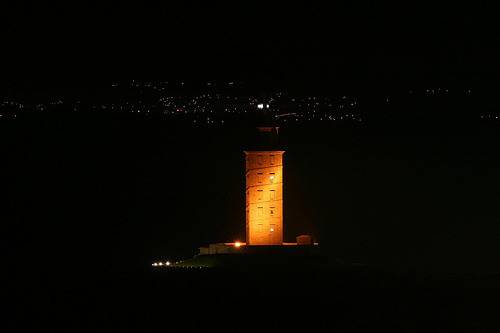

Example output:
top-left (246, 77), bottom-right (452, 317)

top-left (245, 97), bottom-right (284, 245)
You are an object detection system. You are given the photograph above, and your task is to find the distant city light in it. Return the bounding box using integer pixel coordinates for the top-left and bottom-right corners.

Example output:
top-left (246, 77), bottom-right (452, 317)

top-left (4, 81), bottom-right (487, 124)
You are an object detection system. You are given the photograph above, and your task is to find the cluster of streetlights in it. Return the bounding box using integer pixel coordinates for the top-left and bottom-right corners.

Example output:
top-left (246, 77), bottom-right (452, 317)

top-left (152, 261), bottom-right (170, 266)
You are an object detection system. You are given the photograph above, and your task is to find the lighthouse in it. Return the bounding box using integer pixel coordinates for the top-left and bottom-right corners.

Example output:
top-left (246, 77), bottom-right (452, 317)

top-left (192, 94), bottom-right (320, 260)
top-left (244, 96), bottom-right (284, 245)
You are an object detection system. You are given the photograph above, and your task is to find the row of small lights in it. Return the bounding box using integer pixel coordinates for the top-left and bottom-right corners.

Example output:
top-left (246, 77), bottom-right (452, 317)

top-left (152, 261), bottom-right (171, 266)
top-left (151, 261), bottom-right (213, 268)
top-left (1, 87), bottom-right (484, 120)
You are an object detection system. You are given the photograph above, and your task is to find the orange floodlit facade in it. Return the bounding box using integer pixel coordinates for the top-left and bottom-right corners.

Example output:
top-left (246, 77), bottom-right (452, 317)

top-left (245, 150), bottom-right (284, 245)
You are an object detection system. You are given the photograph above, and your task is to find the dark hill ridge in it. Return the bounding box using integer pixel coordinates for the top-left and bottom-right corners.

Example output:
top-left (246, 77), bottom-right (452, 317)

top-left (169, 253), bottom-right (346, 269)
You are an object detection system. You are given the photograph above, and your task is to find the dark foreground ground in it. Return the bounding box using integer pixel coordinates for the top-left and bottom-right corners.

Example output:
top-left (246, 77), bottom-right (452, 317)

top-left (6, 263), bottom-right (499, 331)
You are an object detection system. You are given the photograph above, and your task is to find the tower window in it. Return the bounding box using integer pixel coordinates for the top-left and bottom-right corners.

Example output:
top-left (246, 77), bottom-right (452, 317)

top-left (257, 155), bottom-right (263, 165)
top-left (270, 207), bottom-right (275, 216)
top-left (270, 173), bottom-right (275, 183)
top-left (258, 207), bottom-right (263, 217)
top-left (270, 190), bottom-right (275, 200)
top-left (270, 155), bottom-right (275, 165)
top-left (258, 173), bottom-right (263, 183)
top-left (258, 190), bottom-right (263, 200)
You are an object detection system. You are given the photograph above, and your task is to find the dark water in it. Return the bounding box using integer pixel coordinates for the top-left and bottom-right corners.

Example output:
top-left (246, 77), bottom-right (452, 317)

top-left (7, 265), bottom-right (499, 331)
top-left (4, 113), bottom-right (500, 275)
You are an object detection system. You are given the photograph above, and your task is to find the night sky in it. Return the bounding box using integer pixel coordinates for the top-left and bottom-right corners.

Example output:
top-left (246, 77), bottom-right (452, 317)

top-left (2, 3), bottom-right (498, 93)
top-left (3, 3), bottom-right (500, 276)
